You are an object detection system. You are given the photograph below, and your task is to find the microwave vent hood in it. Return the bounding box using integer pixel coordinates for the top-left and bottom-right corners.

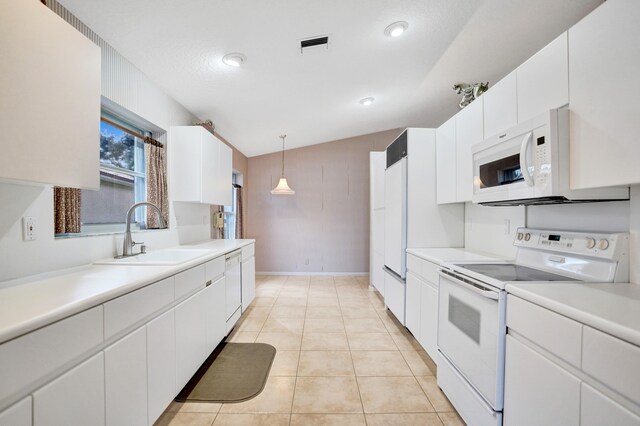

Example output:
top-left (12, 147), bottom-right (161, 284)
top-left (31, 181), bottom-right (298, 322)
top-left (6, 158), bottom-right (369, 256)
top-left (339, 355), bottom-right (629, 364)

top-left (471, 108), bottom-right (629, 207)
top-left (480, 195), bottom-right (630, 206)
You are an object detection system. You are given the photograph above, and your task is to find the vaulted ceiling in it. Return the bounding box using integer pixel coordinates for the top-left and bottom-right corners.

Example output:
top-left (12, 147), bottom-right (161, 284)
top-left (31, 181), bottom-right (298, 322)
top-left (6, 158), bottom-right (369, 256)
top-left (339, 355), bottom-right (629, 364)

top-left (59, 0), bottom-right (602, 157)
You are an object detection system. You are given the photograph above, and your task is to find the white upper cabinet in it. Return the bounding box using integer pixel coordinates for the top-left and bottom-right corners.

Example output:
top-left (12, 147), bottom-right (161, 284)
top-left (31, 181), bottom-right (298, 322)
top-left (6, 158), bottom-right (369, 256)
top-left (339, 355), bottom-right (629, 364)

top-left (517, 32), bottom-right (569, 122)
top-left (483, 71), bottom-right (518, 138)
top-left (569, 0), bottom-right (640, 188)
top-left (436, 116), bottom-right (457, 204)
top-left (455, 99), bottom-right (483, 202)
top-left (0, 0), bottom-right (101, 189)
top-left (170, 126), bottom-right (233, 206)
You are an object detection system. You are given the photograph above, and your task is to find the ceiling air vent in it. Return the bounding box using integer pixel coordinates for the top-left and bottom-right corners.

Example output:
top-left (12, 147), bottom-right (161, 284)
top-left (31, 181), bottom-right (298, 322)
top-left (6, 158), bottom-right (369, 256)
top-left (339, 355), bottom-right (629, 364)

top-left (300, 35), bottom-right (329, 55)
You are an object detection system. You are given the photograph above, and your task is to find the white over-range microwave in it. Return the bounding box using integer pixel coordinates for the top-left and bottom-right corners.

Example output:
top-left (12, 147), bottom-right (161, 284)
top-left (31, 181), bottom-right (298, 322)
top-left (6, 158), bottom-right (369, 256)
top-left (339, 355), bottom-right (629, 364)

top-left (471, 108), bottom-right (629, 206)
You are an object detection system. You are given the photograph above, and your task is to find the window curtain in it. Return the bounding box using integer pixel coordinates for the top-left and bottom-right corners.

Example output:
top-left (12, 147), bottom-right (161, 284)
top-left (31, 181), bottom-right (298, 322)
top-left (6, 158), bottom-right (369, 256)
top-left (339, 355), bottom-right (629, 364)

top-left (145, 139), bottom-right (168, 228)
top-left (234, 184), bottom-right (244, 239)
top-left (54, 187), bottom-right (81, 233)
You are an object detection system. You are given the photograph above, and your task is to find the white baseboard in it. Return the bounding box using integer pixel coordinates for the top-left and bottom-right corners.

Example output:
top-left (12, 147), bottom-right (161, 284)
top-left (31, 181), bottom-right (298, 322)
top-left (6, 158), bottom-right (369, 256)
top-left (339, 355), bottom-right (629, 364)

top-left (256, 271), bottom-right (369, 276)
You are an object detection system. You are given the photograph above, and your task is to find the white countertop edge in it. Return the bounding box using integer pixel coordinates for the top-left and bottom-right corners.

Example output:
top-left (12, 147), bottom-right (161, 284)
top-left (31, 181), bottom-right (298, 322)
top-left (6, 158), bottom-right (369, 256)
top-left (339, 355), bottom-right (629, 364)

top-left (405, 247), bottom-right (510, 264)
top-left (0, 239), bottom-right (255, 344)
top-left (506, 284), bottom-right (640, 347)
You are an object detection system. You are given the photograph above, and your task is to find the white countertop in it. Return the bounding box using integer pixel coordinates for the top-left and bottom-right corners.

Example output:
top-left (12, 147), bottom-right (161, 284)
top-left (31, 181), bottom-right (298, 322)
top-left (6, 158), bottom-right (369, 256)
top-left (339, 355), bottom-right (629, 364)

top-left (406, 247), bottom-right (509, 265)
top-left (0, 239), bottom-right (254, 344)
top-left (506, 282), bottom-right (640, 347)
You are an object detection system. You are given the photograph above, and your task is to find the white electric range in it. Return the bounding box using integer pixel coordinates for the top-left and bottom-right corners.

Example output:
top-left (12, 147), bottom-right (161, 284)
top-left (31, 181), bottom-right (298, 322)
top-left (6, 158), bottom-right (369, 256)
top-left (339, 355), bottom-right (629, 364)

top-left (436, 228), bottom-right (629, 426)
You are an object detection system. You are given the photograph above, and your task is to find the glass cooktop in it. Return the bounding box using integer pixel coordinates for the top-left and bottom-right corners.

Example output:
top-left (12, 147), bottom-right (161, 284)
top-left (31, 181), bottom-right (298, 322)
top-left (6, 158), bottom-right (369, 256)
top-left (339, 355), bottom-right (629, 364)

top-left (455, 263), bottom-right (578, 282)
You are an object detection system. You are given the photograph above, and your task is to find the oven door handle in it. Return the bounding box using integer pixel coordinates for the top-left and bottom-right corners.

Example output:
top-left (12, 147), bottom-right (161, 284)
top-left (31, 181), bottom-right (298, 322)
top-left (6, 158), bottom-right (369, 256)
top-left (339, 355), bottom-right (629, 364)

top-left (519, 131), bottom-right (534, 187)
top-left (438, 270), bottom-right (500, 300)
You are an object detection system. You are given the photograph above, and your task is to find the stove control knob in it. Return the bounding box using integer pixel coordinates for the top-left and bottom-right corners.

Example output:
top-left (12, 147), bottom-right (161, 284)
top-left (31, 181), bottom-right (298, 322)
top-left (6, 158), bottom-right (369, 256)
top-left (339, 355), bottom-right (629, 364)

top-left (524, 233), bottom-right (531, 241)
top-left (586, 238), bottom-right (596, 249)
top-left (598, 239), bottom-right (610, 250)
top-left (517, 232), bottom-right (524, 241)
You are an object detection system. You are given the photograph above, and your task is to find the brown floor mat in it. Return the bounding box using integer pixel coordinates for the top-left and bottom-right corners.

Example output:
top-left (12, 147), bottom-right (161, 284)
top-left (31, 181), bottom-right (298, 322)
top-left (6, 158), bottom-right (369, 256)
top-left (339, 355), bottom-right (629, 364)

top-left (175, 342), bottom-right (276, 403)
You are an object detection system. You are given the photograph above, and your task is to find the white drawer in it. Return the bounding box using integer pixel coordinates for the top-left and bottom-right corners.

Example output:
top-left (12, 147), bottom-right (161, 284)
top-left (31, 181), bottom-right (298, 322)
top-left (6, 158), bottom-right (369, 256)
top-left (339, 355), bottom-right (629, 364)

top-left (0, 306), bottom-right (103, 406)
top-left (242, 243), bottom-right (255, 261)
top-left (205, 256), bottom-right (225, 284)
top-left (581, 383), bottom-right (640, 426)
top-left (103, 277), bottom-right (174, 340)
top-left (582, 326), bottom-right (640, 407)
top-left (506, 295), bottom-right (582, 368)
top-left (406, 254), bottom-right (439, 284)
top-left (174, 264), bottom-right (206, 299)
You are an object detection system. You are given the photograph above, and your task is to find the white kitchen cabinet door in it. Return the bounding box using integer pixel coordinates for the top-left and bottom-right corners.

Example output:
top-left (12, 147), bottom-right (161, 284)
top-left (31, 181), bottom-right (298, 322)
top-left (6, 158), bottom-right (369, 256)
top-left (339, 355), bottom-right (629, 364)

top-left (0, 0), bottom-right (101, 189)
top-left (436, 115), bottom-right (457, 204)
top-left (105, 327), bottom-right (148, 426)
top-left (170, 126), bottom-right (233, 205)
top-left (206, 277), bottom-right (227, 352)
top-left (569, 0), bottom-right (640, 188)
top-left (241, 257), bottom-right (256, 312)
top-left (581, 383), bottom-right (640, 426)
top-left (503, 335), bottom-right (580, 426)
top-left (482, 71), bottom-right (517, 139)
top-left (175, 289), bottom-right (209, 390)
top-left (517, 32), bottom-right (569, 122)
top-left (405, 272), bottom-right (422, 338)
top-left (455, 99), bottom-right (483, 202)
top-left (217, 142), bottom-right (233, 206)
top-left (0, 397), bottom-right (31, 426)
top-left (371, 251), bottom-right (385, 297)
top-left (146, 310), bottom-right (176, 426)
top-left (201, 131), bottom-right (218, 205)
top-left (33, 353), bottom-right (105, 426)
top-left (419, 279), bottom-right (439, 363)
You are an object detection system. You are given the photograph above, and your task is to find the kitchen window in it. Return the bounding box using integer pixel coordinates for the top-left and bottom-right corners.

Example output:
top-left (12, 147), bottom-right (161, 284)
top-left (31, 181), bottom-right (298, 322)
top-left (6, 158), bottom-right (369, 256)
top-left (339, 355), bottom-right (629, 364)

top-left (55, 114), bottom-right (158, 237)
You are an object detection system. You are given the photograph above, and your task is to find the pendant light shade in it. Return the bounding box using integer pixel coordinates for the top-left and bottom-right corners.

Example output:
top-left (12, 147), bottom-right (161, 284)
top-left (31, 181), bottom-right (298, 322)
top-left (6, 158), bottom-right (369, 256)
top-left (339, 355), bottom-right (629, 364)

top-left (271, 134), bottom-right (295, 195)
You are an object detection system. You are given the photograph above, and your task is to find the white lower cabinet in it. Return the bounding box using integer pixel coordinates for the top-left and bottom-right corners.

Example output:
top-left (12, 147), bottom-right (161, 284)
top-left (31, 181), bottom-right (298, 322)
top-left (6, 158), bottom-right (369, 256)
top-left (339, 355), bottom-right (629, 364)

top-left (581, 383), bottom-right (640, 426)
top-left (146, 309), bottom-right (176, 426)
top-left (504, 335), bottom-right (580, 426)
top-left (241, 256), bottom-right (256, 312)
top-left (175, 288), bottom-right (209, 390)
top-left (205, 277), bottom-right (226, 353)
top-left (33, 353), bottom-right (105, 426)
top-left (105, 327), bottom-right (148, 426)
top-left (405, 272), bottom-right (422, 338)
top-left (0, 397), bottom-right (31, 426)
top-left (419, 280), bottom-right (438, 363)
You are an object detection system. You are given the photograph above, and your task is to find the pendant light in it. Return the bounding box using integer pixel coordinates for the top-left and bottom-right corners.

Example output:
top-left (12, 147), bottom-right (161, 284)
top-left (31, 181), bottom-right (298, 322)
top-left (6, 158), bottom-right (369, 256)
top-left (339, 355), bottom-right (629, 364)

top-left (271, 134), bottom-right (295, 195)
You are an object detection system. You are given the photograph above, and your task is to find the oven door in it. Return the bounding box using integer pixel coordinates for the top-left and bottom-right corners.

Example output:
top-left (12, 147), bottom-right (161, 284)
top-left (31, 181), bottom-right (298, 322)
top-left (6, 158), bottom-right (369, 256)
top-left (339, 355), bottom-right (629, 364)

top-left (437, 270), bottom-right (506, 410)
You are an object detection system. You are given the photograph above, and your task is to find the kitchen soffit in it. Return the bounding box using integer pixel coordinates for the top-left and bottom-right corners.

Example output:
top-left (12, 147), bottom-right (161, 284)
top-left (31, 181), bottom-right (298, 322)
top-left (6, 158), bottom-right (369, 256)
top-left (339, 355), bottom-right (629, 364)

top-left (57, 0), bottom-right (601, 157)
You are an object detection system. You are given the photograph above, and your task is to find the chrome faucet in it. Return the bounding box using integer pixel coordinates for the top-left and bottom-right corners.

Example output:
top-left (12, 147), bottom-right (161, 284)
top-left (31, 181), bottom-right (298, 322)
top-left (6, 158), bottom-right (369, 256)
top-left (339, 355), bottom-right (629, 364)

top-left (119, 202), bottom-right (167, 258)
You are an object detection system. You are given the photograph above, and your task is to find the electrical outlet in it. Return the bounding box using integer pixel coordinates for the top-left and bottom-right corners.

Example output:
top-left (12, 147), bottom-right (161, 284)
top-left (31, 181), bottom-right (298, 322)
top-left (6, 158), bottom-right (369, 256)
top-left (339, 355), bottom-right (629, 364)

top-left (22, 216), bottom-right (36, 241)
top-left (305, 258), bottom-right (310, 265)
top-left (504, 219), bottom-right (511, 235)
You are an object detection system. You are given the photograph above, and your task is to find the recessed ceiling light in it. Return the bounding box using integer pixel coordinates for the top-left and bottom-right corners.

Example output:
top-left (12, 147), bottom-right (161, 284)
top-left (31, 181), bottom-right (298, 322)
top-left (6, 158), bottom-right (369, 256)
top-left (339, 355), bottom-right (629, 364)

top-left (360, 97), bottom-right (375, 106)
top-left (222, 53), bottom-right (246, 67)
top-left (384, 21), bottom-right (408, 38)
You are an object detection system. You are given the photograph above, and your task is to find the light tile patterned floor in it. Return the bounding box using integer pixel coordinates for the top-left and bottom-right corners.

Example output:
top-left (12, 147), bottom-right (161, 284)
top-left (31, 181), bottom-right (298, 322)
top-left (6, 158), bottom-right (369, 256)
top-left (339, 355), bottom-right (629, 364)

top-left (155, 275), bottom-right (465, 426)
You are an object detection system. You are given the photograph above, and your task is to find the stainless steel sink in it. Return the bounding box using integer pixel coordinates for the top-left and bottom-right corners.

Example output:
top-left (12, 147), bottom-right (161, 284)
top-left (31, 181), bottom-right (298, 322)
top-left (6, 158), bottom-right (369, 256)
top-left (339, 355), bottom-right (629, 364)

top-left (95, 249), bottom-right (211, 266)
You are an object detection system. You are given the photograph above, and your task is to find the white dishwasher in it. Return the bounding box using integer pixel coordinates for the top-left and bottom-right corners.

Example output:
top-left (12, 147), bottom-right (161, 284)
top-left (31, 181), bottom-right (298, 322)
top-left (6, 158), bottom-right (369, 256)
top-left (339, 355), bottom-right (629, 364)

top-left (225, 250), bottom-right (242, 333)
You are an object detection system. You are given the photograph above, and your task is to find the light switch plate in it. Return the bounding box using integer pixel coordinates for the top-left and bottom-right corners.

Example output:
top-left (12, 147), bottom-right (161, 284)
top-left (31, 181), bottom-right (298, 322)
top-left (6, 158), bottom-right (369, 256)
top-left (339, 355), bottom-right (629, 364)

top-left (22, 216), bottom-right (36, 241)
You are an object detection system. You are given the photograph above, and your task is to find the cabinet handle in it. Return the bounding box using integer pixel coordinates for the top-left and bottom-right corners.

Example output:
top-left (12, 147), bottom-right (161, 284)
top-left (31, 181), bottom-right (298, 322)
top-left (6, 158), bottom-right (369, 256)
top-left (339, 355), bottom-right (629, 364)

top-left (206, 280), bottom-right (212, 287)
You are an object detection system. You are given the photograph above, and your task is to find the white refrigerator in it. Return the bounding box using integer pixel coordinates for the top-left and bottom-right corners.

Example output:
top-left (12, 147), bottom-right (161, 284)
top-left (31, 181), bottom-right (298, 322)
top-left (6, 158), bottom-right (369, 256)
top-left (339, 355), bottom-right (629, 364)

top-left (382, 128), bottom-right (465, 326)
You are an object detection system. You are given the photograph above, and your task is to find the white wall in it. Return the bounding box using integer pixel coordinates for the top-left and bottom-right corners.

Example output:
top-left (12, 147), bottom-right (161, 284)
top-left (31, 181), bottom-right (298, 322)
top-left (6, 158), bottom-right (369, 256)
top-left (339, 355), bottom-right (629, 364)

top-left (464, 203), bottom-right (526, 259)
top-left (0, 2), bottom-right (209, 284)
